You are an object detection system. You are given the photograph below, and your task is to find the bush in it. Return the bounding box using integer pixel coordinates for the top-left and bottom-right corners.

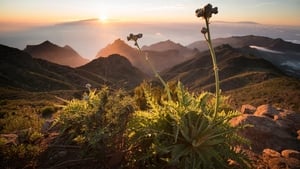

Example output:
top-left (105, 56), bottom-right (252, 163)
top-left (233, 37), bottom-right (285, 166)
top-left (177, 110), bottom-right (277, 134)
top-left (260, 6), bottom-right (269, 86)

top-left (53, 86), bottom-right (135, 160)
top-left (0, 107), bottom-right (44, 168)
top-left (126, 82), bottom-right (250, 169)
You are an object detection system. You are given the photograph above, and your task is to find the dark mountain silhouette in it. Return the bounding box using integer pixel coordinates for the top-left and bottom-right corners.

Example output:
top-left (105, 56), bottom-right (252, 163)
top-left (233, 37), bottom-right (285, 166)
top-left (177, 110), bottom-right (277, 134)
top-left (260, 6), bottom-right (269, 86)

top-left (0, 44), bottom-right (106, 91)
top-left (78, 54), bottom-right (147, 89)
top-left (24, 41), bottom-right (89, 67)
top-left (96, 39), bottom-right (197, 75)
top-left (188, 35), bottom-right (300, 53)
top-left (162, 44), bottom-right (284, 91)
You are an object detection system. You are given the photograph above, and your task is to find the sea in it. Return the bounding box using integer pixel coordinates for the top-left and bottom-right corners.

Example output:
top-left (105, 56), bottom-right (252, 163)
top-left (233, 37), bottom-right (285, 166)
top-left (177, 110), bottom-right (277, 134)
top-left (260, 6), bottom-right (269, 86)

top-left (0, 19), bottom-right (299, 60)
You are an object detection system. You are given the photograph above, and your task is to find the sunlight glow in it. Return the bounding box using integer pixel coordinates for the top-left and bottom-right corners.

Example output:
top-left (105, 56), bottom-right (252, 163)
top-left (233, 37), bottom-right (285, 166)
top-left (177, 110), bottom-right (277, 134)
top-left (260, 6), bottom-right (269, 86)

top-left (99, 14), bottom-right (108, 22)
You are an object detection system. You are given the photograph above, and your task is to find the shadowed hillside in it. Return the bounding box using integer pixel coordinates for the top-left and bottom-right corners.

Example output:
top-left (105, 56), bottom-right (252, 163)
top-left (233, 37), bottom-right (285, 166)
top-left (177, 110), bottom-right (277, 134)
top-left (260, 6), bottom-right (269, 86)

top-left (24, 41), bottom-right (89, 67)
top-left (163, 44), bottom-right (283, 91)
top-left (78, 54), bottom-right (147, 89)
top-left (162, 44), bottom-right (300, 112)
top-left (0, 44), bottom-right (105, 91)
top-left (188, 35), bottom-right (300, 53)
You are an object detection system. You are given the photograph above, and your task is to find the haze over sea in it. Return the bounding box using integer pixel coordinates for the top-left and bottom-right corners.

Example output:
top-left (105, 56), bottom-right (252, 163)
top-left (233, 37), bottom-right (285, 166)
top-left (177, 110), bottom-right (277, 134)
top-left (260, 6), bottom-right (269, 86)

top-left (1, 19), bottom-right (299, 60)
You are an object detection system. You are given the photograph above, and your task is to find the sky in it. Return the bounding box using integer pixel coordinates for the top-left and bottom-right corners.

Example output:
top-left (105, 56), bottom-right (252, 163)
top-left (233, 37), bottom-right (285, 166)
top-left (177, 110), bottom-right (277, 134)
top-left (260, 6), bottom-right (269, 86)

top-left (1, 0), bottom-right (300, 31)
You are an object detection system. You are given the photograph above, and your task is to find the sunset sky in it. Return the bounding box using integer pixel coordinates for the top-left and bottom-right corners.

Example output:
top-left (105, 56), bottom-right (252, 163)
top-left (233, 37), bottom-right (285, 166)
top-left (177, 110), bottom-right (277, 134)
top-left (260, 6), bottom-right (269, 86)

top-left (1, 0), bottom-right (300, 30)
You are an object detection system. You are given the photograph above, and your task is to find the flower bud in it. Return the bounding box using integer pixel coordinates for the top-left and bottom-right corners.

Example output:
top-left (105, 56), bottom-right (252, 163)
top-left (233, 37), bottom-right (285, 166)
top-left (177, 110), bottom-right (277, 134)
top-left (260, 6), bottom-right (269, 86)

top-left (195, 3), bottom-right (218, 19)
top-left (195, 8), bottom-right (204, 17)
top-left (201, 27), bottom-right (208, 34)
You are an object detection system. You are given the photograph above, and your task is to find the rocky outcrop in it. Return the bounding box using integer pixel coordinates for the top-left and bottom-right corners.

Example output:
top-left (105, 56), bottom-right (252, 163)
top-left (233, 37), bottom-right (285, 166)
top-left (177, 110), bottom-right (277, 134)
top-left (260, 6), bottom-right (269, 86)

top-left (231, 104), bottom-right (300, 168)
top-left (262, 149), bottom-right (300, 169)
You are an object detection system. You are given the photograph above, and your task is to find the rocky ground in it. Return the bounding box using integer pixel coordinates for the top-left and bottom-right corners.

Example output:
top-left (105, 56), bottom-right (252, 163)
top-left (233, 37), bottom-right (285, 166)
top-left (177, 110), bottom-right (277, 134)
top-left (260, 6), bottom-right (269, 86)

top-left (231, 104), bottom-right (300, 169)
top-left (1, 104), bottom-right (299, 168)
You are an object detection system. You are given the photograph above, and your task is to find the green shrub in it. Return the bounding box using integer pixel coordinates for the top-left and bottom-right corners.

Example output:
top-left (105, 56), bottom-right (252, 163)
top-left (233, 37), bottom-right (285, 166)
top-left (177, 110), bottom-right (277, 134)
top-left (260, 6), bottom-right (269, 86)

top-left (53, 86), bottom-right (135, 159)
top-left (126, 82), bottom-right (250, 169)
top-left (0, 107), bottom-right (44, 168)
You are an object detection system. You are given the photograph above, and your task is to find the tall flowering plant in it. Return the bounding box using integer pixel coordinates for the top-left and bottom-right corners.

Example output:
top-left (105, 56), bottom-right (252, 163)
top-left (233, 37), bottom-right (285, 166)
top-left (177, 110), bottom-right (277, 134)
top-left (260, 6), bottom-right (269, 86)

top-left (196, 3), bottom-right (220, 118)
top-left (127, 33), bottom-right (171, 100)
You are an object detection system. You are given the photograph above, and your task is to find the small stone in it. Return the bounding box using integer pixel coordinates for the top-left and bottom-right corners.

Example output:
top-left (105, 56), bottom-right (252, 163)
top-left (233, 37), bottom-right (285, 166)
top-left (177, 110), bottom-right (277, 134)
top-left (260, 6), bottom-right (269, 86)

top-left (263, 149), bottom-right (281, 159)
top-left (0, 134), bottom-right (18, 145)
top-left (241, 104), bottom-right (256, 114)
top-left (254, 104), bottom-right (279, 118)
top-left (281, 150), bottom-right (300, 159)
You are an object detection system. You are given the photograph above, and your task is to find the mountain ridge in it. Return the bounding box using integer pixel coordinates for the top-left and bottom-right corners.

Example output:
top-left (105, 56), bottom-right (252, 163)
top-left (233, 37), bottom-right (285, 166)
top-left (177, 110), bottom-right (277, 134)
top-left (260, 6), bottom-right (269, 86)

top-left (24, 41), bottom-right (89, 67)
top-left (96, 39), bottom-right (197, 75)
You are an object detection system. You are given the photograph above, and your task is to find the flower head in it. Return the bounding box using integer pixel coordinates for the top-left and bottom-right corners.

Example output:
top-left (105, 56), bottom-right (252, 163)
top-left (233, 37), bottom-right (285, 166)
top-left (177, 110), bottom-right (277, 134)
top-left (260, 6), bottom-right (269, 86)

top-left (127, 33), bottom-right (143, 42)
top-left (127, 33), bottom-right (143, 47)
top-left (195, 3), bottom-right (218, 19)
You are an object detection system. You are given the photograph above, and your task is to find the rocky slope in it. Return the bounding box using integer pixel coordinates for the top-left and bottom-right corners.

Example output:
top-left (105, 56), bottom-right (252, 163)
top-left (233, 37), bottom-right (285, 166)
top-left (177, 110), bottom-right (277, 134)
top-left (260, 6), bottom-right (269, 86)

top-left (231, 104), bottom-right (300, 169)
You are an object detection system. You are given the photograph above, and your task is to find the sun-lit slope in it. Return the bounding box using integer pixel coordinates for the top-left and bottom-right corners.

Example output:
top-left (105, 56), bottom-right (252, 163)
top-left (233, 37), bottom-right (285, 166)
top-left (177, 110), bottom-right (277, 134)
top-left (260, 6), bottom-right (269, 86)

top-left (226, 77), bottom-right (300, 112)
top-left (24, 41), bottom-right (89, 67)
top-left (0, 44), bottom-right (105, 91)
top-left (96, 39), bottom-right (196, 75)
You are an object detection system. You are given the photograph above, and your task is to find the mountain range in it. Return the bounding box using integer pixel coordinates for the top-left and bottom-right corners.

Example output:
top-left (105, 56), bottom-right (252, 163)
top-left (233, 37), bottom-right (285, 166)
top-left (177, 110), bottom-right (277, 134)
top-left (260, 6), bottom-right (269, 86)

top-left (96, 39), bottom-right (197, 75)
top-left (0, 44), bottom-right (145, 92)
top-left (1, 35), bottom-right (300, 111)
top-left (24, 41), bottom-right (89, 67)
top-left (188, 35), bottom-right (300, 53)
top-left (162, 44), bottom-right (284, 91)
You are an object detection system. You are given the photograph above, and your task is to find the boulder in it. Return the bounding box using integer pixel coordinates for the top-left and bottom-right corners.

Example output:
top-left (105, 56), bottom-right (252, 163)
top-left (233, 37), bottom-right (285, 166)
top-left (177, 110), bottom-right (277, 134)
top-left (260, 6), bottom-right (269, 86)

top-left (281, 150), bottom-right (300, 159)
top-left (231, 114), bottom-right (300, 152)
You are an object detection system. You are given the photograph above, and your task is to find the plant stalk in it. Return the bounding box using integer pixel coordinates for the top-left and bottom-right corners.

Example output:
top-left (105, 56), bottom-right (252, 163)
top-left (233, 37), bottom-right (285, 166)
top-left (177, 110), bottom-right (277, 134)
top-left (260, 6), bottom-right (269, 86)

top-left (204, 17), bottom-right (220, 118)
top-left (135, 43), bottom-right (172, 101)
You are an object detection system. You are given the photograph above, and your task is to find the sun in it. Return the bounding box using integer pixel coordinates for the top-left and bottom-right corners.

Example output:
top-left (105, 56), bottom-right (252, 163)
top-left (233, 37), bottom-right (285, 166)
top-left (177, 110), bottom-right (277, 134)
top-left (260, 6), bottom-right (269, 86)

top-left (99, 14), bottom-right (108, 22)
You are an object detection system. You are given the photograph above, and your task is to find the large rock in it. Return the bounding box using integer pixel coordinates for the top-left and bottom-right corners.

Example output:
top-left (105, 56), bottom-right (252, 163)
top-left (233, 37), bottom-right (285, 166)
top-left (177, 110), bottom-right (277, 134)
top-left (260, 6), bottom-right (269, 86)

top-left (231, 105), bottom-right (300, 153)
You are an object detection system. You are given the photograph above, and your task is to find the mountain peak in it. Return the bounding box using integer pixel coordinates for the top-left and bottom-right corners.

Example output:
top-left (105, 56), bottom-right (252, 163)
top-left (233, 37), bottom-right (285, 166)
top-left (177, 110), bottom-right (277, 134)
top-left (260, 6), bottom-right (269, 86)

top-left (41, 40), bottom-right (53, 45)
top-left (96, 39), bottom-right (134, 58)
top-left (142, 39), bottom-right (184, 51)
top-left (79, 54), bottom-right (146, 88)
top-left (24, 41), bottom-right (88, 67)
